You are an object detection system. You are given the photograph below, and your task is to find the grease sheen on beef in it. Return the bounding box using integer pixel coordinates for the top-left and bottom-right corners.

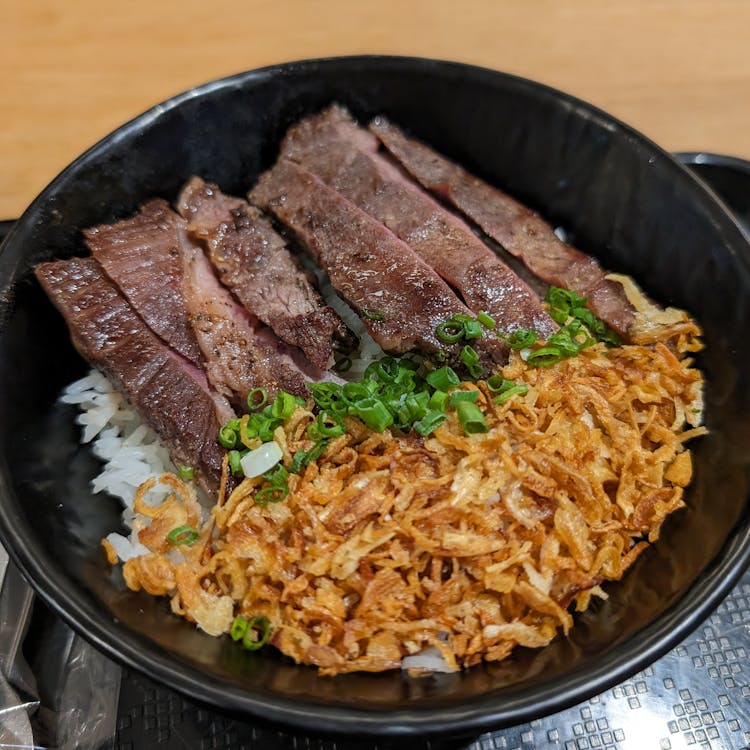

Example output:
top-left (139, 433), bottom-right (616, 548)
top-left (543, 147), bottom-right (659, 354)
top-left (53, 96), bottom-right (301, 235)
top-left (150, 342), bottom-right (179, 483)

top-left (281, 105), bottom-right (557, 338)
top-left (35, 257), bottom-right (231, 494)
top-left (249, 159), bottom-right (507, 366)
top-left (177, 177), bottom-right (353, 371)
top-left (84, 199), bottom-right (203, 364)
top-left (179, 236), bottom-right (313, 409)
top-left (369, 117), bottom-right (636, 337)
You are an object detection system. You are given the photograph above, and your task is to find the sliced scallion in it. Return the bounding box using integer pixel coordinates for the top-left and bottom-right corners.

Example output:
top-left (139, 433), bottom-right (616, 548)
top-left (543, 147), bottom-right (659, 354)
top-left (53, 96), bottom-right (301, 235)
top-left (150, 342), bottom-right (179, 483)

top-left (426, 365), bottom-right (460, 391)
top-left (477, 311), bottom-right (496, 330)
top-left (493, 384), bottom-right (529, 404)
top-left (228, 450), bottom-right (244, 477)
top-left (270, 391), bottom-right (296, 420)
top-left (435, 320), bottom-right (464, 344)
top-left (413, 410), bottom-right (447, 436)
top-left (218, 424), bottom-right (237, 449)
top-left (241, 615), bottom-right (272, 651)
top-left (239, 441), bottom-right (283, 478)
top-left (455, 401), bottom-right (489, 434)
top-left (448, 390), bottom-right (480, 406)
top-left (505, 328), bottom-right (538, 349)
top-left (177, 465), bottom-right (195, 482)
top-left (254, 485), bottom-right (290, 506)
top-left (352, 397), bottom-right (393, 432)
top-left (230, 615), bottom-right (249, 642)
top-left (167, 525), bottom-right (199, 546)
top-left (463, 319), bottom-right (483, 340)
top-left (246, 387), bottom-right (268, 412)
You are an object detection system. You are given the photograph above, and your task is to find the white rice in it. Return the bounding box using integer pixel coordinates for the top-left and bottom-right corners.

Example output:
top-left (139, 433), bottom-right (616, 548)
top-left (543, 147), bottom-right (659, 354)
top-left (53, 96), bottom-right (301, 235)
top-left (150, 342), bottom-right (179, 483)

top-left (61, 370), bottom-right (174, 560)
top-left (401, 647), bottom-right (455, 674)
top-left (62, 279), bottom-right (381, 562)
top-left (304, 257), bottom-right (384, 378)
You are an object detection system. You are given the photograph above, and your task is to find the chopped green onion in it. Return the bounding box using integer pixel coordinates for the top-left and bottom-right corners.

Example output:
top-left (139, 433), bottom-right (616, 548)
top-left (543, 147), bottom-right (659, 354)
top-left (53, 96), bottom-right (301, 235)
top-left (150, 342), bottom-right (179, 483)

top-left (426, 366), bottom-right (460, 391)
top-left (460, 345), bottom-right (480, 367)
top-left (246, 387), bottom-right (268, 412)
top-left (240, 441), bottom-right (283, 478)
top-left (310, 382), bottom-right (342, 409)
top-left (228, 450), bottom-right (245, 476)
top-left (167, 525), bottom-right (199, 546)
top-left (526, 346), bottom-right (565, 367)
top-left (177, 465), bottom-right (195, 482)
top-left (468, 363), bottom-right (484, 379)
top-left (450, 313), bottom-right (474, 323)
top-left (218, 424), bottom-right (237, 449)
top-left (546, 286), bottom-right (586, 313)
top-left (545, 286), bottom-right (620, 346)
top-left (270, 391), bottom-right (296, 420)
top-left (505, 328), bottom-right (538, 349)
top-left (492, 384), bottom-right (529, 404)
top-left (549, 307), bottom-right (569, 324)
top-left (404, 391), bottom-right (430, 419)
top-left (264, 464), bottom-right (289, 487)
top-left (428, 390), bottom-right (449, 411)
top-left (477, 311), bottom-right (496, 330)
top-left (290, 439), bottom-right (329, 474)
top-left (463, 319), bottom-right (483, 340)
top-left (413, 410), bottom-right (447, 436)
top-left (352, 397), bottom-right (393, 432)
top-left (486, 374), bottom-right (511, 393)
top-left (371, 357), bottom-right (401, 383)
top-left (241, 615), bottom-right (272, 651)
top-left (290, 449), bottom-right (307, 474)
top-left (455, 401), bottom-right (489, 434)
top-left (435, 320), bottom-right (464, 344)
top-left (230, 615), bottom-right (249, 642)
top-left (362, 307), bottom-right (385, 321)
top-left (257, 418), bottom-right (282, 443)
top-left (448, 390), bottom-right (480, 406)
top-left (230, 614), bottom-right (273, 651)
top-left (308, 411), bottom-right (345, 439)
top-left (254, 485), bottom-right (290, 506)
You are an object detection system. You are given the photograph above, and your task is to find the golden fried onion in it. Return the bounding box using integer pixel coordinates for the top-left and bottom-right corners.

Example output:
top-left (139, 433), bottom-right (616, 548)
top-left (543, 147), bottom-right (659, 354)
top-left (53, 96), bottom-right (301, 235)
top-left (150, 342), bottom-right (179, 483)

top-left (114, 321), bottom-right (705, 675)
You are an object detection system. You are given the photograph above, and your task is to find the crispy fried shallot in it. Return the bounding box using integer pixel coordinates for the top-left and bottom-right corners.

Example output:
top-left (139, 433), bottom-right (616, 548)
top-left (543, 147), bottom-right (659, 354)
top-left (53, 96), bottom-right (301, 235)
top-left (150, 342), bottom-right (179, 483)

top-left (112, 315), bottom-right (705, 675)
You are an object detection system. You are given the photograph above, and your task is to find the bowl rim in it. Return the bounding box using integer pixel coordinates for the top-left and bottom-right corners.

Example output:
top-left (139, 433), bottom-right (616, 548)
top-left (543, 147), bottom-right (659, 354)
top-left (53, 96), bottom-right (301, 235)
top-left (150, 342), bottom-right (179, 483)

top-left (1, 54), bottom-right (750, 736)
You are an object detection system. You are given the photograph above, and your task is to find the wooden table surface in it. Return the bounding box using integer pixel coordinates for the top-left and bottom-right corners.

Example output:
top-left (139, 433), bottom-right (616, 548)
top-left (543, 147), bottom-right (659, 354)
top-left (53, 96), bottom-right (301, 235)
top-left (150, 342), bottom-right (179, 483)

top-left (3, 0), bottom-right (749, 219)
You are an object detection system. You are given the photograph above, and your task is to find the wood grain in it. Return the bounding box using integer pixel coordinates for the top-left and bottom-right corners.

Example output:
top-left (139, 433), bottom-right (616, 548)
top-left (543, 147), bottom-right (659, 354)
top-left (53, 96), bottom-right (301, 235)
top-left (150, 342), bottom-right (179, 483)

top-left (3, 0), bottom-right (749, 218)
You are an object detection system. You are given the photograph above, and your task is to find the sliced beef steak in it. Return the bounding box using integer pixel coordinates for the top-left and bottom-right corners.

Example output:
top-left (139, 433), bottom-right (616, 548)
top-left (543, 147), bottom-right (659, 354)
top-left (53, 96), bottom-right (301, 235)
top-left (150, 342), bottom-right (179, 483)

top-left (178, 236), bottom-right (314, 408)
top-left (177, 177), bottom-right (353, 370)
top-left (84, 199), bottom-right (203, 364)
top-left (35, 257), bottom-right (231, 494)
top-left (282, 106), bottom-right (557, 338)
top-left (250, 159), bottom-right (507, 366)
top-left (369, 117), bottom-right (636, 337)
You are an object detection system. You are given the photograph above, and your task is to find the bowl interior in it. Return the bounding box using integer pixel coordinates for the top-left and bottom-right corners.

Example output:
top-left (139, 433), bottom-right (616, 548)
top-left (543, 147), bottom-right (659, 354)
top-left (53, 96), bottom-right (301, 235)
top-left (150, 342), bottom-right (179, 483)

top-left (1, 57), bottom-right (750, 735)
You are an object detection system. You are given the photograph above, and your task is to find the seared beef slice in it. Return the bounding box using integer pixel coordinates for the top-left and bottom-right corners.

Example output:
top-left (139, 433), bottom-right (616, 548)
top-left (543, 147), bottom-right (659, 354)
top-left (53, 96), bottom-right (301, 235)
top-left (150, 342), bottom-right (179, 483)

top-left (35, 257), bottom-right (230, 494)
top-left (369, 117), bottom-right (635, 337)
top-left (282, 105), bottom-right (556, 338)
top-left (250, 159), bottom-right (506, 366)
top-left (84, 199), bottom-right (203, 364)
top-left (178, 235), bottom-right (311, 406)
top-left (178, 177), bottom-right (353, 370)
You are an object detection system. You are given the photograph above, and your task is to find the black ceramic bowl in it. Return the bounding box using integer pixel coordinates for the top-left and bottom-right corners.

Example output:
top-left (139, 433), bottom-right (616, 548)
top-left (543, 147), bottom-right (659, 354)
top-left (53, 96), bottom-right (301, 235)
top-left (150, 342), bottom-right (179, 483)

top-left (1, 57), bottom-right (749, 737)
